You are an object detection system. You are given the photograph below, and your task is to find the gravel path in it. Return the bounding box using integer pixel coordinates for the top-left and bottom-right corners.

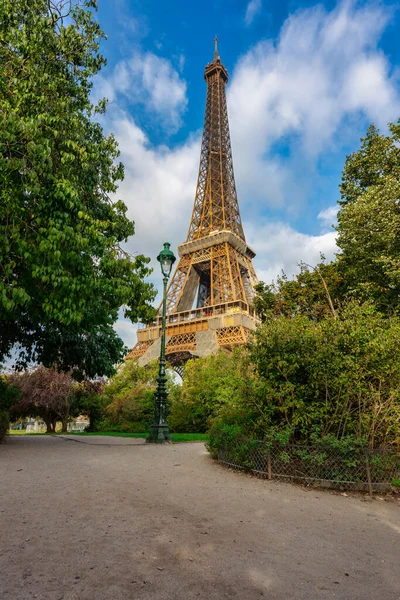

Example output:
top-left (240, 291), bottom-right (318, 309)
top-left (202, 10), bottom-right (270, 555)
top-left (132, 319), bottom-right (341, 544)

top-left (0, 435), bottom-right (399, 600)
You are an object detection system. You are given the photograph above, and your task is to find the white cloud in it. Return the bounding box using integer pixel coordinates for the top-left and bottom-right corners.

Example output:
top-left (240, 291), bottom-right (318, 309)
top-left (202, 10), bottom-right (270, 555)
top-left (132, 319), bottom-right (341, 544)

top-left (113, 319), bottom-right (138, 349)
top-left (228, 0), bottom-right (400, 207)
top-left (317, 205), bottom-right (338, 232)
top-left (95, 51), bottom-right (187, 131)
top-left (112, 114), bottom-right (199, 260)
top-left (245, 0), bottom-right (262, 26)
top-left (246, 220), bottom-right (338, 283)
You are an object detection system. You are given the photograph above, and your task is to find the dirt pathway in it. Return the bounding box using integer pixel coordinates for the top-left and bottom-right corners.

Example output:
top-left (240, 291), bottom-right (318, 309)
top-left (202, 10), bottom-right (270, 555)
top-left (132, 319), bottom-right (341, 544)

top-left (0, 436), bottom-right (399, 600)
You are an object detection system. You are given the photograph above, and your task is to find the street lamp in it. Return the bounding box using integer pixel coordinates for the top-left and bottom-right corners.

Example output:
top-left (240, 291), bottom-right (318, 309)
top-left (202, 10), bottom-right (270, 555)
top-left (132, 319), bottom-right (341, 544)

top-left (147, 242), bottom-right (176, 444)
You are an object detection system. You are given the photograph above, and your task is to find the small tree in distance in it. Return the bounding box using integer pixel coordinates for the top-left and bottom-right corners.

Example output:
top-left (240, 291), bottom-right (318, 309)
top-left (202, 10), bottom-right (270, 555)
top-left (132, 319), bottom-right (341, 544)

top-left (74, 379), bottom-right (105, 431)
top-left (11, 366), bottom-right (77, 433)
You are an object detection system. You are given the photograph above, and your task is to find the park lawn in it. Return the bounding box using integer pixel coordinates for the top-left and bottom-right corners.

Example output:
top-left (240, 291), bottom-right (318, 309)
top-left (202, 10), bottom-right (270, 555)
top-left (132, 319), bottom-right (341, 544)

top-left (8, 430), bottom-right (208, 442)
top-left (8, 430), bottom-right (45, 435)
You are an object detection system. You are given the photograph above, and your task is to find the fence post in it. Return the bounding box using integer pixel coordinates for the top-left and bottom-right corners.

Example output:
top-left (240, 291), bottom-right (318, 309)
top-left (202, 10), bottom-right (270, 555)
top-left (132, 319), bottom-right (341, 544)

top-left (267, 453), bottom-right (272, 480)
top-left (365, 450), bottom-right (373, 497)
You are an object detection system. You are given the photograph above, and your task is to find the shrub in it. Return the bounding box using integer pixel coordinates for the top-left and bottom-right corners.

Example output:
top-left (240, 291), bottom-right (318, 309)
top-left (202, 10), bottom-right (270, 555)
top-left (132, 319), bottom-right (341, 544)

top-left (169, 349), bottom-right (263, 433)
top-left (206, 423), bottom-right (251, 459)
top-left (168, 386), bottom-right (209, 433)
top-left (119, 421), bottom-right (148, 433)
top-left (249, 301), bottom-right (400, 448)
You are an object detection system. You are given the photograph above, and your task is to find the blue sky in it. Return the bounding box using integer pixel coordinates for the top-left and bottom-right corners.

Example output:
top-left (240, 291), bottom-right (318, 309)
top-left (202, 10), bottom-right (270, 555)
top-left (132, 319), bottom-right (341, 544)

top-left (92, 0), bottom-right (400, 347)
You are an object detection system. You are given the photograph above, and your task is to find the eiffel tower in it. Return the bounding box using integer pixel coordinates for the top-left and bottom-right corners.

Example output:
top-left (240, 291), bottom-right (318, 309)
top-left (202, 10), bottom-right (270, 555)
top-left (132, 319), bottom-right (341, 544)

top-left (127, 39), bottom-right (259, 373)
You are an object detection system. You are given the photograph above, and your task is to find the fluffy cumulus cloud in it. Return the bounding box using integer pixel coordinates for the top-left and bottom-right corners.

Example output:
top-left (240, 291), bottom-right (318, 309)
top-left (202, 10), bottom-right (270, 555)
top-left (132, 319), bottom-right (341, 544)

top-left (245, 0), bottom-right (262, 26)
top-left (95, 51), bottom-right (187, 131)
top-left (113, 317), bottom-right (138, 349)
top-left (100, 1), bottom-right (400, 344)
top-left (228, 0), bottom-right (400, 207)
top-left (246, 219), bottom-right (338, 283)
top-left (112, 115), bottom-right (199, 260)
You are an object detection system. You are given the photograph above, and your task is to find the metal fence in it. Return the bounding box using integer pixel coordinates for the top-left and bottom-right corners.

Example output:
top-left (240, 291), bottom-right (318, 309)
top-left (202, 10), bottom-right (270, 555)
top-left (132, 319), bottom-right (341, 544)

top-left (216, 440), bottom-right (400, 493)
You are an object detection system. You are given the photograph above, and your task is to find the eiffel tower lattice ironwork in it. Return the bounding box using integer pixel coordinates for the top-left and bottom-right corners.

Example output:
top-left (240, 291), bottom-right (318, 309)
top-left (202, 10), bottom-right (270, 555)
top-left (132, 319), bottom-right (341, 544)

top-left (127, 40), bottom-right (259, 371)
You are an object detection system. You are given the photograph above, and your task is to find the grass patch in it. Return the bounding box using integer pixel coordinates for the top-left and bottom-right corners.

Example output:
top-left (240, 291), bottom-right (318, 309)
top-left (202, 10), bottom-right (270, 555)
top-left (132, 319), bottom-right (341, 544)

top-left (8, 430), bottom-right (208, 442)
top-left (8, 430), bottom-right (47, 435)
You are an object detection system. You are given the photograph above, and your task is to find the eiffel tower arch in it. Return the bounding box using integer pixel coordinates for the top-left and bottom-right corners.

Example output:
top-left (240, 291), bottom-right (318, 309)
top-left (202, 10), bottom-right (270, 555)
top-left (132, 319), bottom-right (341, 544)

top-left (127, 40), bottom-right (259, 370)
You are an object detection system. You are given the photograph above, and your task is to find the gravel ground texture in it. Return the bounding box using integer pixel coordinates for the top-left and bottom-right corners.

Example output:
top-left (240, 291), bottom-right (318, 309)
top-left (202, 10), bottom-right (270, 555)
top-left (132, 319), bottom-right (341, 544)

top-left (0, 435), bottom-right (399, 600)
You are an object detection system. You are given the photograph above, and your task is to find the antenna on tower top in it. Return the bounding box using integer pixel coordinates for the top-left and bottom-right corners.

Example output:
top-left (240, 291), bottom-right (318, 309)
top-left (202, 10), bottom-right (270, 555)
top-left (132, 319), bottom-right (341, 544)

top-left (214, 35), bottom-right (219, 60)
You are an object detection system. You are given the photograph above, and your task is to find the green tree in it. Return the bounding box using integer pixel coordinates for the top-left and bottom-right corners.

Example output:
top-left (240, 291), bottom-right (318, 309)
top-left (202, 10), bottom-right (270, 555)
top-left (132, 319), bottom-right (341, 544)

top-left (74, 378), bottom-right (104, 431)
top-left (0, 0), bottom-right (156, 370)
top-left (253, 260), bottom-right (344, 322)
top-left (337, 121), bottom-right (400, 312)
top-left (0, 372), bottom-right (21, 442)
top-left (101, 359), bottom-right (165, 433)
top-left (339, 123), bottom-right (400, 208)
top-left (32, 324), bottom-right (127, 380)
top-left (169, 350), bottom-right (263, 433)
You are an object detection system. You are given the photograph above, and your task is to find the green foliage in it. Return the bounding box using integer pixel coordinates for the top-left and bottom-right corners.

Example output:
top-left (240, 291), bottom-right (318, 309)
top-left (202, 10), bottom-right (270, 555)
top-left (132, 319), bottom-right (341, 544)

top-left (249, 301), bottom-right (400, 448)
top-left (339, 122), bottom-right (400, 208)
top-left (169, 350), bottom-right (263, 433)
top-left (100, 359), bottom-right (170, 432)
top-left (206, 423), bottom-right (256, 459)
top-left (0, 411), bottom-right (9, 444)
top-left (32, 325), bottom-right (127, 380)
top-left (253, 260), bottom-right (345, 322)
top-left (207, 303), bottom-right (400, 460)
top-left (0, 374), bottom-right (21, 442)
top-left (337, 121), bottom-right (400, 312)
top-left (0, 373), bottom-right (21, 413)
top-left (166, 385), bottom-right (202, 433)
top-left (0, 0), bottom-right (156, 371)
top-left (73, 379), bottom-right (104, 430)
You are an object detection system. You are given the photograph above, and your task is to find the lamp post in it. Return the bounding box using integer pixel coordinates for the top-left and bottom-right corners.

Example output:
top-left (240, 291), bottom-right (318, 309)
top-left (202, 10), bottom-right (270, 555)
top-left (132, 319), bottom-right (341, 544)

top-left (147, 242), bottom-right (176, 444)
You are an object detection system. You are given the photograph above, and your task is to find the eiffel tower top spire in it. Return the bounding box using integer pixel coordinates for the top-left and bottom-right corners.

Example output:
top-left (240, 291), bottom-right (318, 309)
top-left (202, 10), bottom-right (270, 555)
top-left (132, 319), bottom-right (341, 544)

top-left (214, 35), bottom-right (219, 60)
top-left (186, 40), bottom-right (245, 243)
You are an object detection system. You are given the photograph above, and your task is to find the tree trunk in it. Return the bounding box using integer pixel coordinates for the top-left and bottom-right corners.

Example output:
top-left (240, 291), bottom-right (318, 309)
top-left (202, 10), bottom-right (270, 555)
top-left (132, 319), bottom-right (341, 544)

top-left (51, 418), bottom-right (57, 433)
top-left (43, 417), bottom-right (52, 434)
top-left (61, 417), bottom-right (68, 433)
top-left (89, 414), bottom-right (96, 432)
